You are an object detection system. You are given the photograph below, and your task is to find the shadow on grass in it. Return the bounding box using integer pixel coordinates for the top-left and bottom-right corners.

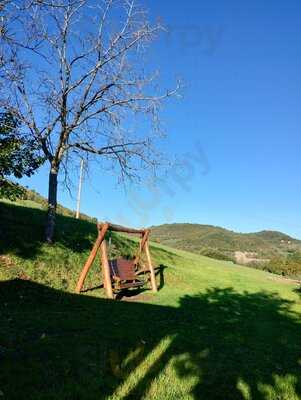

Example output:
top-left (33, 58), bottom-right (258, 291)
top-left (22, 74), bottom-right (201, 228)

top-left (0, 201), bottom-right (97, 259)
top-left (156, 264), bottom-right (167, 291)
top-left (1, 279), bottom-right (300, 399)
top-left (0, 202), bottom-right (177, 265)
top-left (293, 286), bottom-right (301, 299)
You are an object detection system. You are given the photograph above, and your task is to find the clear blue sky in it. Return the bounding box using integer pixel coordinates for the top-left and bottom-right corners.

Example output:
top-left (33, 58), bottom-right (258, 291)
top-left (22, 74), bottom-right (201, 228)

top-left (20, 0), bottom-right (301, 238)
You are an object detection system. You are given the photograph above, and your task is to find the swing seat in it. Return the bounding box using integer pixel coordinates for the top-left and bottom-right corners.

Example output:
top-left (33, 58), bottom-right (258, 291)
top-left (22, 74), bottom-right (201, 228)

top-left (109, 258), bottom-right (145, 290)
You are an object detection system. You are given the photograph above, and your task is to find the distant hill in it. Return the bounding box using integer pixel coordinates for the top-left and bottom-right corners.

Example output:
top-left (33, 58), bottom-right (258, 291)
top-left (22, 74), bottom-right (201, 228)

top-left (150, 223), bottom-right (301, 278)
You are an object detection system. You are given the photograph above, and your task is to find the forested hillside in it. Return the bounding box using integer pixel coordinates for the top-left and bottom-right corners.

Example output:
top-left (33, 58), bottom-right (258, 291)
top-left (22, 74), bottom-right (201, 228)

top-left (151, 223), bottom-right (301, 279)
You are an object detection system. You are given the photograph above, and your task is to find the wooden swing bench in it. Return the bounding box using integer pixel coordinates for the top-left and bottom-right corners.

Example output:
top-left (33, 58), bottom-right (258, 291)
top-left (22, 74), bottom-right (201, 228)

top-left (109, 258), bottom-right (145, 290)
top-left (75, 222), bottom-right (157, 299)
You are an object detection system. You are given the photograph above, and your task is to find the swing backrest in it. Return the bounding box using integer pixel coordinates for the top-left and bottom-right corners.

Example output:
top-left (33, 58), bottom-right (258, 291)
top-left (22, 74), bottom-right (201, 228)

top-left (109, 258), bottom-right (137, 281)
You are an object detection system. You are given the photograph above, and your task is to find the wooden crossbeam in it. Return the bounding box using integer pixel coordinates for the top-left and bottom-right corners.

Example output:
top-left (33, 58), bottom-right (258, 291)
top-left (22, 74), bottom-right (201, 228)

top-left (100, 222), bottom-right (146, 235)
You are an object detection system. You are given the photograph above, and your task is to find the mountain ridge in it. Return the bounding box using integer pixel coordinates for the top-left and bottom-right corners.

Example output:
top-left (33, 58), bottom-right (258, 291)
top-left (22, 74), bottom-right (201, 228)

top-left (150, 223), bottom-right (301, 270)
top-left (151, 223), bottom-right (299, 242)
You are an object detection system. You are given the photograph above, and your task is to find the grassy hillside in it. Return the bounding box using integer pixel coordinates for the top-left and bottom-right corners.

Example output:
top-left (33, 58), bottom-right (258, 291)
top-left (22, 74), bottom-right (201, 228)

top-left (1, 200), bottom-right (301, 399)
top-left (20, 185), bottom-right (97, 222)
top-left (151, 223), bottom-right (301, 278)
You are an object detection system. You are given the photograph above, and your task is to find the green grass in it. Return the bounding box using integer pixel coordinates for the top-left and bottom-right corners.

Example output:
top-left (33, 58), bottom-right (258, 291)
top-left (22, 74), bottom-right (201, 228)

top-left (1, 200), bottom-right (301, 399)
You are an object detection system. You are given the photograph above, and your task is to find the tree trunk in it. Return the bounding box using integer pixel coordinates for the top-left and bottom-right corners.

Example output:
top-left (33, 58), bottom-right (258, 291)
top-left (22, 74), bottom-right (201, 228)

top-left (45, 164), bottom-right (58, 243)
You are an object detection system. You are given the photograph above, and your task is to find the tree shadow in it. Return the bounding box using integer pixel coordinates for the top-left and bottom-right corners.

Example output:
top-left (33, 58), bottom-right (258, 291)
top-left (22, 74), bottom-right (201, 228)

top-left (0, 202), bottom-right (177, 270)
top-left (0, 279), bottom-right (300, 399)
top-left (175, 288), bottom-right (301, 399)
top-left (0, 201), bottom-right (97, 259)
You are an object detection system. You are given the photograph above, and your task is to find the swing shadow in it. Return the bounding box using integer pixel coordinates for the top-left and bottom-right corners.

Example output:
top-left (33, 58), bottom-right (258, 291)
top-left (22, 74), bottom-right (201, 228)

top-left (156, 264), bottom-right (167, 291)
top-left (115, 287), bottom-right (147, 300)
top-left (1, 278), bottom-right (301, 400)
top-left (114, 265), bottom-right (167, 300)
top-left (80, 283), bottom-right (104, 293)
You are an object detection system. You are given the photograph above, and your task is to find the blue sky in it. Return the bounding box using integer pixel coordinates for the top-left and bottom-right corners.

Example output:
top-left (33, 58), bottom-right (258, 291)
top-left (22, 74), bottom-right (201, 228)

top-left (20, 0), bottom-right (301, 238)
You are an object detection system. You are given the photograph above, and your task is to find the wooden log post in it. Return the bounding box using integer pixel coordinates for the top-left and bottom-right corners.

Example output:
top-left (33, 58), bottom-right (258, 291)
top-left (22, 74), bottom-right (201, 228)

top-left (100, 239), bottom-right (114, 299)
top-left (144, 238), bottom-right (157, 293)
top-left (75, 223), bottom-right (109, 293)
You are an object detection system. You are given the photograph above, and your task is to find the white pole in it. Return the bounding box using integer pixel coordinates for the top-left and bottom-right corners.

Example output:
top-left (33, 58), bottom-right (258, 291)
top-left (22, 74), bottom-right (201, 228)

top-left (76, 159), bottom-right (84, 219)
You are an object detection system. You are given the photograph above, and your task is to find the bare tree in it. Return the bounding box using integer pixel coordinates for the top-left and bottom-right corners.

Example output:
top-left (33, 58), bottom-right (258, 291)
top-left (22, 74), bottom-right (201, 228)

top-left (0, 0), bottom-right (179, 243)
top-left (0, 0), bottom-right (42, 77)
top-left (0, 0), bottom-right (15, 83)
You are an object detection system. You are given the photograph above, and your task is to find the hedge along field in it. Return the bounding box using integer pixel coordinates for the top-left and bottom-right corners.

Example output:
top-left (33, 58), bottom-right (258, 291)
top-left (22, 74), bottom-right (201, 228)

top-left (1, 199), bottom-right (301, 400)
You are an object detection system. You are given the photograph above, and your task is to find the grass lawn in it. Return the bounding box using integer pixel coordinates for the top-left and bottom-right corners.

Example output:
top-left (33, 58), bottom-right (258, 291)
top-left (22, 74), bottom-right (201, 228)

top-left (0, 200), bottom-right (301, 399)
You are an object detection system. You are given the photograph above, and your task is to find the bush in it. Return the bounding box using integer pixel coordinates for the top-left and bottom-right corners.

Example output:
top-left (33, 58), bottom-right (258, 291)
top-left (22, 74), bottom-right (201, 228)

top-left (262, 253), bottom-right (301, 279)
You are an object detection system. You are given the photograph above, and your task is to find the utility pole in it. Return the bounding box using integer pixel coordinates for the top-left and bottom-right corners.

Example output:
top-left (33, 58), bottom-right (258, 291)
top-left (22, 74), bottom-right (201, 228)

top-left (76, 158), bottom-right (84, 219)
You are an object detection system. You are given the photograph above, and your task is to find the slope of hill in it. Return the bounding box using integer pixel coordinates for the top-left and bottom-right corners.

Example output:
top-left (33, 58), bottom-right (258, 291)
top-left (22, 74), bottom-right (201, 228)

top-left (1, 199), bottom-right (301, 399)
top-left (150, 223), bottom-right (301, 277)
top-left (21, 185), bottom-right (97, 222)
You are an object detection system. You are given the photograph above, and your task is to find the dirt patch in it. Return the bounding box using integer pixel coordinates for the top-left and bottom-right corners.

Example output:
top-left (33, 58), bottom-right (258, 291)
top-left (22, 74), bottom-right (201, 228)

top-left (18, 272), bottom-right (30, 281)
top-left (234, 251), bottom-right (269, 265)
top-left (0, 255), bottom-right (15, 268)
top-left (267, 274), bottom-right (300, 285)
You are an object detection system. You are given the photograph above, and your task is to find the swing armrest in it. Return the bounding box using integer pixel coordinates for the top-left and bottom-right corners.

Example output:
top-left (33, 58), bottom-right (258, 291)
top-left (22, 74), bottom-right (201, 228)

top-left (135, 268), bottom-right (148, 275)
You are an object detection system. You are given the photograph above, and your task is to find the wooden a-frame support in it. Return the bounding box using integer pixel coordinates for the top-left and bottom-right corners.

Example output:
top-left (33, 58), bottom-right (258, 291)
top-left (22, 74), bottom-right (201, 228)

top-left (75, 222), bottom-right (157, 299)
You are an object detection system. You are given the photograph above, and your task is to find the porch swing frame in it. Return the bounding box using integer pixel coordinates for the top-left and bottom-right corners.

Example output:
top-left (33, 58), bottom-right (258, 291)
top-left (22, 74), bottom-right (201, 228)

top-left (75, 222), bottom-right (157, 299)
